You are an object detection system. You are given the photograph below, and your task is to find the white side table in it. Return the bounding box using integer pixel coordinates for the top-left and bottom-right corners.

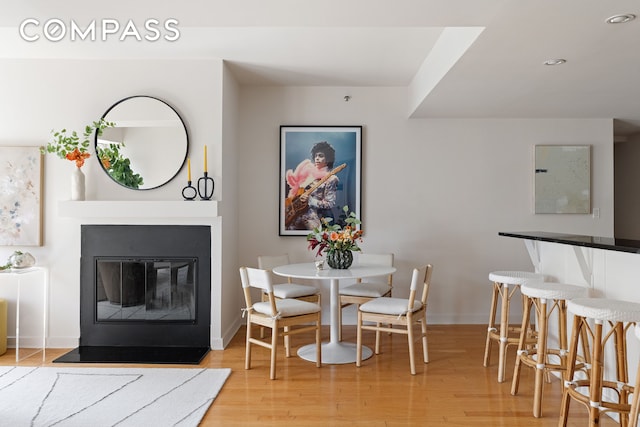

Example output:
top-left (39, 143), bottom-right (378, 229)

top-left (0, 266), bottom-right (48, 362)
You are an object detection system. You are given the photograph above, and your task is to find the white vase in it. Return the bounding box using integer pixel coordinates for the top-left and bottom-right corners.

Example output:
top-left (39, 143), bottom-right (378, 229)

top-left (71, 167), bottom-right (85, 201)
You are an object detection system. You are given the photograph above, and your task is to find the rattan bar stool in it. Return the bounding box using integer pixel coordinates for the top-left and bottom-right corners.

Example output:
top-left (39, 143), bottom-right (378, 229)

top-left (484, 271), bottom-right (544, 382)
top-left (511, 282), bottom-right (588, 418)
top-left (559, 298), bottom-right (640, 427)
top-left (627, 324), bottom-right (640, 427)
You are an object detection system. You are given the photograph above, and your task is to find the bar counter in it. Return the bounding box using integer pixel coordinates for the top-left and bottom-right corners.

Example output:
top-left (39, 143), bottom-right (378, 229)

top-left (499, 230), bottom-right (640, 299)
top-left (499, 230), bottom-right (640, 413)
top-left (499, 231), bottom-right (640, 254)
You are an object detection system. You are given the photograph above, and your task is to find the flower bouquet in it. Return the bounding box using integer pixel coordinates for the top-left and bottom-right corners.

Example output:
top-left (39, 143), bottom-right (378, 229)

top-left (307, 206), bottom-right (363, 268)
top-left (40, 118), bottom-right (114, 168)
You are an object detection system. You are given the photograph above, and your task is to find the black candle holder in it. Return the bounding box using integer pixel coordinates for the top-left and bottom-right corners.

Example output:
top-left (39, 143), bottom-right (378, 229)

top-left (182, 181), bottom-right (197, 200)
top-left (197, 172), bottom-right (214, 200)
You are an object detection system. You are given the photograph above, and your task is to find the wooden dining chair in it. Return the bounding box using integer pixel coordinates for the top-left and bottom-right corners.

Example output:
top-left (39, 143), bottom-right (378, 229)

top-left (239, 266), bottom-right (322, 380)
top-left (338, 253), bottom-right (394, 350)
top-left (258, 254), bottom-right (321, 347)
top-left (356, 264), bottom-right (433, 375)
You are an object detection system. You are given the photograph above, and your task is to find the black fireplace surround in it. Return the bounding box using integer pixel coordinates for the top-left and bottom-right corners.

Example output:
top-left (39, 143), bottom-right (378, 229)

top-left (54, 224), bottom-right (211, 364)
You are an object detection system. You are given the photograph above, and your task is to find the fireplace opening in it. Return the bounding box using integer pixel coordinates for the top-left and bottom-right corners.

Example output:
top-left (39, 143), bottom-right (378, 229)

top-left (54, 224), bottom-right (211, 364)
top-left (96, 259), bottom-right (196, 321)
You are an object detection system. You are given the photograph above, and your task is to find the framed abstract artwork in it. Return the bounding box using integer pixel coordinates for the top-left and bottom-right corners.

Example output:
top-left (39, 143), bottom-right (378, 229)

top-left (534, 145), bottom-right (591, 214)
top-left (0, 146), bottom-right (44, 246)
top-left (279, 125), bottom-right (362, 236)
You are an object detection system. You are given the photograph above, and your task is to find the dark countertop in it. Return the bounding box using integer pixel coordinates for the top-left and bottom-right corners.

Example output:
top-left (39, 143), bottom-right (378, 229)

top-left (499, 231), bottom-right (640, 254)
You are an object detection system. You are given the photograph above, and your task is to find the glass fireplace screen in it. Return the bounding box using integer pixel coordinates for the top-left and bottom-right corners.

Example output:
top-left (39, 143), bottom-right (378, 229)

top-left (96, 258), bottom-right (197, 322)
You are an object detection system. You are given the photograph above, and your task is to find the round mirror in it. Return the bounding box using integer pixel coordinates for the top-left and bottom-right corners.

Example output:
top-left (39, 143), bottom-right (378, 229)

top-left (95, 95), bottom-right (188, 190)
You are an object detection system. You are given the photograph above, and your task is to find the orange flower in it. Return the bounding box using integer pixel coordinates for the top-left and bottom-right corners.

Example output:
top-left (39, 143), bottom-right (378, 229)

top-left (330, 231), bottom-right (339, 241)
top-left (66, 148), bottom-right (90, 168)
top-left (101, 157), bottom-right (111, 169)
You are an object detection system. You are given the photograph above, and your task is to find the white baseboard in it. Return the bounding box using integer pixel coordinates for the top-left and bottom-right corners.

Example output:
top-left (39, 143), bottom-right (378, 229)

top-left (43, 336), bottom-right (79, 348)
top-left (212, 318), bottom-right (243, 350)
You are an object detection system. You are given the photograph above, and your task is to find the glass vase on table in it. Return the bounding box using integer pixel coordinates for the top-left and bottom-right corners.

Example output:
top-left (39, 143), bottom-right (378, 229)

top-left (326, 249), bottom-right (353, 269)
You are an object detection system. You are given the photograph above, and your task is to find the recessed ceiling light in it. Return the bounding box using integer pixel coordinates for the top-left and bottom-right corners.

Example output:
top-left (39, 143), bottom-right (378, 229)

top-left (605, 14), bottom-right (636, 24)
top-left (543, 59), bottom-right (567, 66)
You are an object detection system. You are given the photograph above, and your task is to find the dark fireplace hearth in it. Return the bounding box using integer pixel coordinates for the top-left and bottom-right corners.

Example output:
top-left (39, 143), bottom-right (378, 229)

top-left (54, 224), bottom-right (211, 364)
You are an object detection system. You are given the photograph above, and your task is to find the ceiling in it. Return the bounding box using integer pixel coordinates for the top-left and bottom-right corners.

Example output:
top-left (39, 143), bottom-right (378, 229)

top-left (2, 0), bottom-right (640, 135)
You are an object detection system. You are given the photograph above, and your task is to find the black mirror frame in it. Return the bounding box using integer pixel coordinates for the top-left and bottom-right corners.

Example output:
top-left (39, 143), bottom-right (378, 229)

top-left (95, 95), bottom-right (189, 191)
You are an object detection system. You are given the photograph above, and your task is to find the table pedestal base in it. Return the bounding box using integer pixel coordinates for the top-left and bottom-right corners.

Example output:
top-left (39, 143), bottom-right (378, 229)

top-left (297, 342), bottom-right (373, 364)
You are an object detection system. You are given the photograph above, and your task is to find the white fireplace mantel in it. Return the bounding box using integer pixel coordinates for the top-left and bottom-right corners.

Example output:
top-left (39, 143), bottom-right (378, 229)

top-left (58, 200), bottom-right (219, 219)
top-left (57, 199), bottom-right (225, 350)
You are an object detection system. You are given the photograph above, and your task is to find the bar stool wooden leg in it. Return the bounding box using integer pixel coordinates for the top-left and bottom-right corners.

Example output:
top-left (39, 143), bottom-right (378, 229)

top-left (498, 283), bottom-right (520, 383)
top-left (630, 325), bottom-right (640, 427)
top-left (558, 300), bottom-right (569, 375)
top-left (614, 322), bottom-right (631, 427)
top-left (497, 283), bottom-right (510, 382)
top-left (631, 390), bottom-right (640, 427)
top-left (484, 281), bottom-right (500, 367)
top-left (511, 294), bottom-right (533, 395)
top-left (556, 300), bottom-right (572, 393)
top-left (589, 320), bottom-right (604, 426)
top-left (532, 297), bottom-right (549, 418)
top-left (559, 313), bottom-right (583, 427)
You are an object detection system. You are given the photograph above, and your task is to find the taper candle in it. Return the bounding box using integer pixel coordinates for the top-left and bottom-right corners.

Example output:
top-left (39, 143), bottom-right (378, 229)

top-left (187, 158), bottom-right (191, 181)
top-left (204, 145), bottom-right (208, 173)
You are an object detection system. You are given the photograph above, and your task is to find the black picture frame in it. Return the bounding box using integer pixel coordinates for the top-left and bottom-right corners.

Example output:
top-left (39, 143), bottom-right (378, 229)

top-left (279, 125), bottom-right (362, 236)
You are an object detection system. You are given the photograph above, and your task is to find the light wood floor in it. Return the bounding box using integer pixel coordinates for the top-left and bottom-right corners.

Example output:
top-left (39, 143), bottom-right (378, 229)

top-left (0, 324), bottom-right (618, 426)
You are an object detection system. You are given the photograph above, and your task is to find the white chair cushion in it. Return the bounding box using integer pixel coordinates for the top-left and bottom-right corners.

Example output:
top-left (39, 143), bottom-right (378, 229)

top-left (253, 298), bottom-right (321, 318)
top-left (568, 298), bottom-right (640, 323)
top-left (339, 282), bottom-right (391, 298)
top-left (520, 282), bottom-right (588, 300)
top-left (359, 297), bottom-right (422, 316)
top-left (489, 270), bottom-right (544, 286)
top-left (272, 283), bottom-right (318, 299)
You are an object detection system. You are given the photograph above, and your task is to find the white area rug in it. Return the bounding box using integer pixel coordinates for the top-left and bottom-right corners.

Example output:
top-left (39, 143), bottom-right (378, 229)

top-left (0, 366), bottom-right (231, 427)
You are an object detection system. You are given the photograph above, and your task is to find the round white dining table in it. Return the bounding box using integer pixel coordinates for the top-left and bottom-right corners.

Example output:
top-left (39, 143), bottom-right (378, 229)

top-left (272, 262), bottom-right (396, 364)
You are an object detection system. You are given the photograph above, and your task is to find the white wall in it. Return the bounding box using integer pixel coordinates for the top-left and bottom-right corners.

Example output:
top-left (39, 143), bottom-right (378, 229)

top-left (0, 58), bottom-right (231, 348)
top-left (237, 86), bottom-right (614, 325)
